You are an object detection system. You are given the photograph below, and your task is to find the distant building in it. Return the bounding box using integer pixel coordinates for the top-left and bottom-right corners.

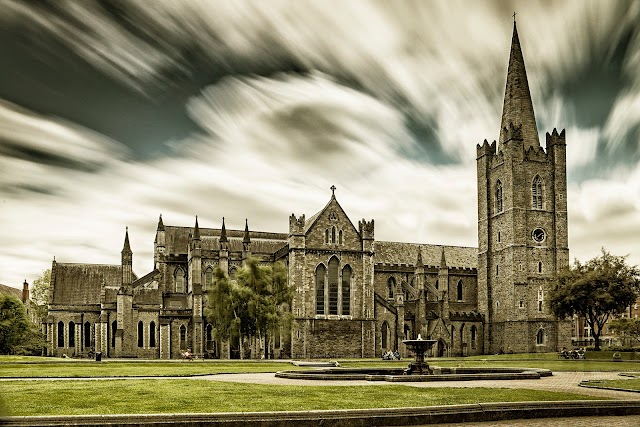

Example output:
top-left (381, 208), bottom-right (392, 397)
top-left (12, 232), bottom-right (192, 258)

top-left (44, 21), bottom-right (572, 359)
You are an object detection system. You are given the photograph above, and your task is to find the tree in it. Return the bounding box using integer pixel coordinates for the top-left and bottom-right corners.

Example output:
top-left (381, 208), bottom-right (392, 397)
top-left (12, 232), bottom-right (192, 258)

top-left (609, 318), bottom-right (640, 347)
top-left (205, 258), bottom-right (293, 359)
top-left (30, 269), bottom-right (51, 322)
top-left (0, 292), bottom-right (46, 354)
top-left (549, 249), bottom-right (640, 351)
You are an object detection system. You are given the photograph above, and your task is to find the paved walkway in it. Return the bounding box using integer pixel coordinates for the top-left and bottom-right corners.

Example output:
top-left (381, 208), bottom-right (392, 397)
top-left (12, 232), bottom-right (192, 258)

top-left (198, 371), bottom-right (639, 400)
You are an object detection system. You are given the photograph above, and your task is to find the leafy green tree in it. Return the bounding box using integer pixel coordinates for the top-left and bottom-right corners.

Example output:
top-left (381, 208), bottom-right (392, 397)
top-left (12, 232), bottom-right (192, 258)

top-left (30, 269), bottom-right (51, 322)
top-left (0, 292), bottom-right (46, 354)
top-left (205, 258), bottom-right (293, 359)
top-left (609, 318), bottom-right (640, 347)
top-left (549, 249), bottom-right (640, 351)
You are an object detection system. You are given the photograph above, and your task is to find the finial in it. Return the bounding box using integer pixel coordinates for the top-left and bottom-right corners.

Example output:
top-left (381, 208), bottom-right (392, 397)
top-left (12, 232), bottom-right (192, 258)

top-left (513, 11), bottom-right (516, 23)
top-left (330, 185), bottom-right (336, 196)
top-left (220, 217), bottom-right (228, 243)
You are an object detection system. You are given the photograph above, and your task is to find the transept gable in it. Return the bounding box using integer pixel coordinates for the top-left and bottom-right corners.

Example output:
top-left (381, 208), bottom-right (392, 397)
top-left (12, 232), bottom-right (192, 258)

top-left (303, 192), bottom-right (361, 250)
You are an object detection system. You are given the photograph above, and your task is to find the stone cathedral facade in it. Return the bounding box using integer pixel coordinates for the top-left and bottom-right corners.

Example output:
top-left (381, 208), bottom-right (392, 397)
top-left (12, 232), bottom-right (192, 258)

top-left (44, 22), bottom-right (572, 359)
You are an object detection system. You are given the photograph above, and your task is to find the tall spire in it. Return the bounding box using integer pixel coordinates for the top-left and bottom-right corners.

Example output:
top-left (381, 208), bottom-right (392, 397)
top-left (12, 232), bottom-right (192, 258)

top-left (193, 216), bottom-right (200, 240)
top-left (122, 226), bottom-right (132, 255)
top-left (220, 217), bottom-right (228, 243)
top-left (243, 218), bottom-right (251, 244)
top-left (157, 214), bottom-right (164, 231)
top-left (499, 19), bottom-right (540, 151)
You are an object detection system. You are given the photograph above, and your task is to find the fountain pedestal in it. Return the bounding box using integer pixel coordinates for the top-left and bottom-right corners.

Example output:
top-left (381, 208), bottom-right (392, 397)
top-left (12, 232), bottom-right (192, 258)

top-left (402, 335), bottom-right (437, 375)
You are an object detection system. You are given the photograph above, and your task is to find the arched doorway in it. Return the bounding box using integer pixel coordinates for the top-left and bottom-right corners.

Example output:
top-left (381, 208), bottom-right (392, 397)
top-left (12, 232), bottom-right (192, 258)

top-left (437, 339), bottom-right (447, 357)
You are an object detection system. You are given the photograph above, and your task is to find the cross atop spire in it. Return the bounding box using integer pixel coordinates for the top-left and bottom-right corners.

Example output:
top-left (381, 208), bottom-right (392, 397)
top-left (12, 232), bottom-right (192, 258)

top-left (513, 11), bottom-right (516, 23)
top-left (330, 185), bottom-right (336, 196)
top-left (499, 18), bottom-right (540, 152)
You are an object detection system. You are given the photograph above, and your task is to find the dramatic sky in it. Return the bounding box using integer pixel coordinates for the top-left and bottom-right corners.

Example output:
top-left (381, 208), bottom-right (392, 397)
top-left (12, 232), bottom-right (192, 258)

top-left (1, 0), bottom-right (639, 288)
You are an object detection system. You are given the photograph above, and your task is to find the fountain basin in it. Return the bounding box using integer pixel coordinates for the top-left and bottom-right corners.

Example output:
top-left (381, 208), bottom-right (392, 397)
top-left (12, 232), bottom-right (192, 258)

top-left (275, 366), bottom-right (552, 382)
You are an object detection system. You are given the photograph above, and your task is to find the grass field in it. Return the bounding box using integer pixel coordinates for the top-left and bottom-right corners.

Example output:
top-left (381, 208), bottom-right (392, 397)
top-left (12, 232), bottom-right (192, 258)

top-left (582, 378), bottom-right (640, 392)
top-left (0, 379), bottom-right (604, 417)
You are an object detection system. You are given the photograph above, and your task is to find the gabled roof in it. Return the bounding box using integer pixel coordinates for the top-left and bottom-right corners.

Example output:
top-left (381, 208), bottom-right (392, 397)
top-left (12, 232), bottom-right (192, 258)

top-left (374, 242), bottom-right (477, 269)
top-left (303, 192), bottom-right (359, 237)
top-left (0, 284), bottom-right (22, 300)
top-left (51, 263), bottom-right (127, 305)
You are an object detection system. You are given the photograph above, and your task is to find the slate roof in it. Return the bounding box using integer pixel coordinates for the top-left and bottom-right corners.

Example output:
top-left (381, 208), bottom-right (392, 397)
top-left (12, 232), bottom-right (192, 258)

top-left (51, 263), bottom-right (129, 305)
top-left (374, 241), bottom-right (477, 269)
top-left (0, 284), bottom-right (22, 300)
top-left (164, 226), bottom-right (287, 254)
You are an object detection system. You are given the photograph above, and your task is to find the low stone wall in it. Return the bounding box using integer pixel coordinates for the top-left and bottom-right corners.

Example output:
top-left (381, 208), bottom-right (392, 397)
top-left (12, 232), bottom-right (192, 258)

top-left (3, 401), bottom-right (640, 427)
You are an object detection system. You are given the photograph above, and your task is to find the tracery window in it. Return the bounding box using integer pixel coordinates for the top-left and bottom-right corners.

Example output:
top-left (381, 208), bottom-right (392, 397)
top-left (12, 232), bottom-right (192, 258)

top-left (328, 257), bottom-right (339, 315)
top-left (175, 267), bottom-right (185, 293)
top-left (315, 264), bottom-right (326, 315)
top-left (341, 265), bottom-right (351, 315)
top-left (387, 277), bottom-right (395, 299)
top-left (496, 180), bottom-right (503, 213)
top-left (532, 175), bottom-right (543, 209)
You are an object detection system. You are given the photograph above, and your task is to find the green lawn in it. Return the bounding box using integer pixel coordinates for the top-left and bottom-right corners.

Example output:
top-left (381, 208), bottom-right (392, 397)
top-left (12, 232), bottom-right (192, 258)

top-left (0, 379), bottom-right (604, 417)
top-left (0, 359), bottom-right (299, 377)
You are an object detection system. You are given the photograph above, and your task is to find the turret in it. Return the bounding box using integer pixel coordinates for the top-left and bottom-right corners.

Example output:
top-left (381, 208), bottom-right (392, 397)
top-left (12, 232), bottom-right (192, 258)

top-left (121, 227), bottom-right (133, 286)
top-left (358, 219), bottom-right (374, 252)
top-left (242, 219), bottom-right (252, 262)
top-left (219, 217), bottom-right (229, 273)
top-left (154, 214), bottom-right (165, 267)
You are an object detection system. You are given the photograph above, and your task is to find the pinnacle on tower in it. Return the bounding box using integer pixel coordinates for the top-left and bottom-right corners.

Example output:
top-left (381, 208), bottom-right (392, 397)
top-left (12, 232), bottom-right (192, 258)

top-left (122, 227), bottom-right (132, 255)
top-left (157, 214), bottom-right (164, 231)
top-left (193, 216), bottom-right (200, 240)
top-left (243, 218), bottom-right (251, 244)
top-left (220, 217), bottom-right (228, 243)
top-left (499, 19), bottom-right (540, 151)
top-left (416, 247), bottom-right (423, 267)
top-left (440, 247), bottom-right (447, 269)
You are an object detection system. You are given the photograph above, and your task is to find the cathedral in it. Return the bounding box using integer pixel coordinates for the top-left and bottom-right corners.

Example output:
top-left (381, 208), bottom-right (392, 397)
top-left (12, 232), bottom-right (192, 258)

top-left (44, 22), bottom-right (572, 359)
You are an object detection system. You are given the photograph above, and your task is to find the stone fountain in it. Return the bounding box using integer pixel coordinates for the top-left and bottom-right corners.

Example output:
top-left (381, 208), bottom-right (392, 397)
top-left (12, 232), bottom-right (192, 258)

top-left (402, 334), bottom-right (437, 375)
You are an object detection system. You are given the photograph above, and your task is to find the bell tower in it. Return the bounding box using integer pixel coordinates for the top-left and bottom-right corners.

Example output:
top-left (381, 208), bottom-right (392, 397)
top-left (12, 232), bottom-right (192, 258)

top-left (476, 19), bottom-right (571, 354)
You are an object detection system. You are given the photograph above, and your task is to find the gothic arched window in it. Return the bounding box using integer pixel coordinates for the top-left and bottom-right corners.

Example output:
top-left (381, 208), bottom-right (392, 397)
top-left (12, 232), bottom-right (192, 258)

top-left (69, 321), bottom-right (75, 348)
top-left (496, 180), bottom-right (503, 213)
top-left (381, 321), bottom-right (389, 349)
top-left (149, 321), bottom-right (156, 347)
top-left (137, 321), bottom-right (144, 348)
top-left (325, 229), bottom-right (329, 244)
top-left (342, 265), bottom-right (352, 315)
top-left (331, 226), bottom-right (336, 244)
top-left (111, 321), bottom-right (117, 348)
top-left (57, 321), bottom-right (64, 348)
top-left (180, 324), bottom-right (187, 350)
top-left (84, 321), bottom-right (91, 348)
top-left (537, 328), bottom-right (545, 345)
top-left (175, 267), bottom-right (185, 293)
top-left (206, 324), bottom-right (213, 351)
top-left (532, 175), bottom-right (543, 209)
top-left (471, 325), bottom-right (477, 349)
top-left (315, 264), bottom-right (326, 315)
top-left (457, 280), bottom-right (463, 301)
top-left (339, 230), bottom-right (343, 245)
top-left (387, 277), bottom-right (395, 299)
top-left (328, 257), bottom-right (339, 315)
